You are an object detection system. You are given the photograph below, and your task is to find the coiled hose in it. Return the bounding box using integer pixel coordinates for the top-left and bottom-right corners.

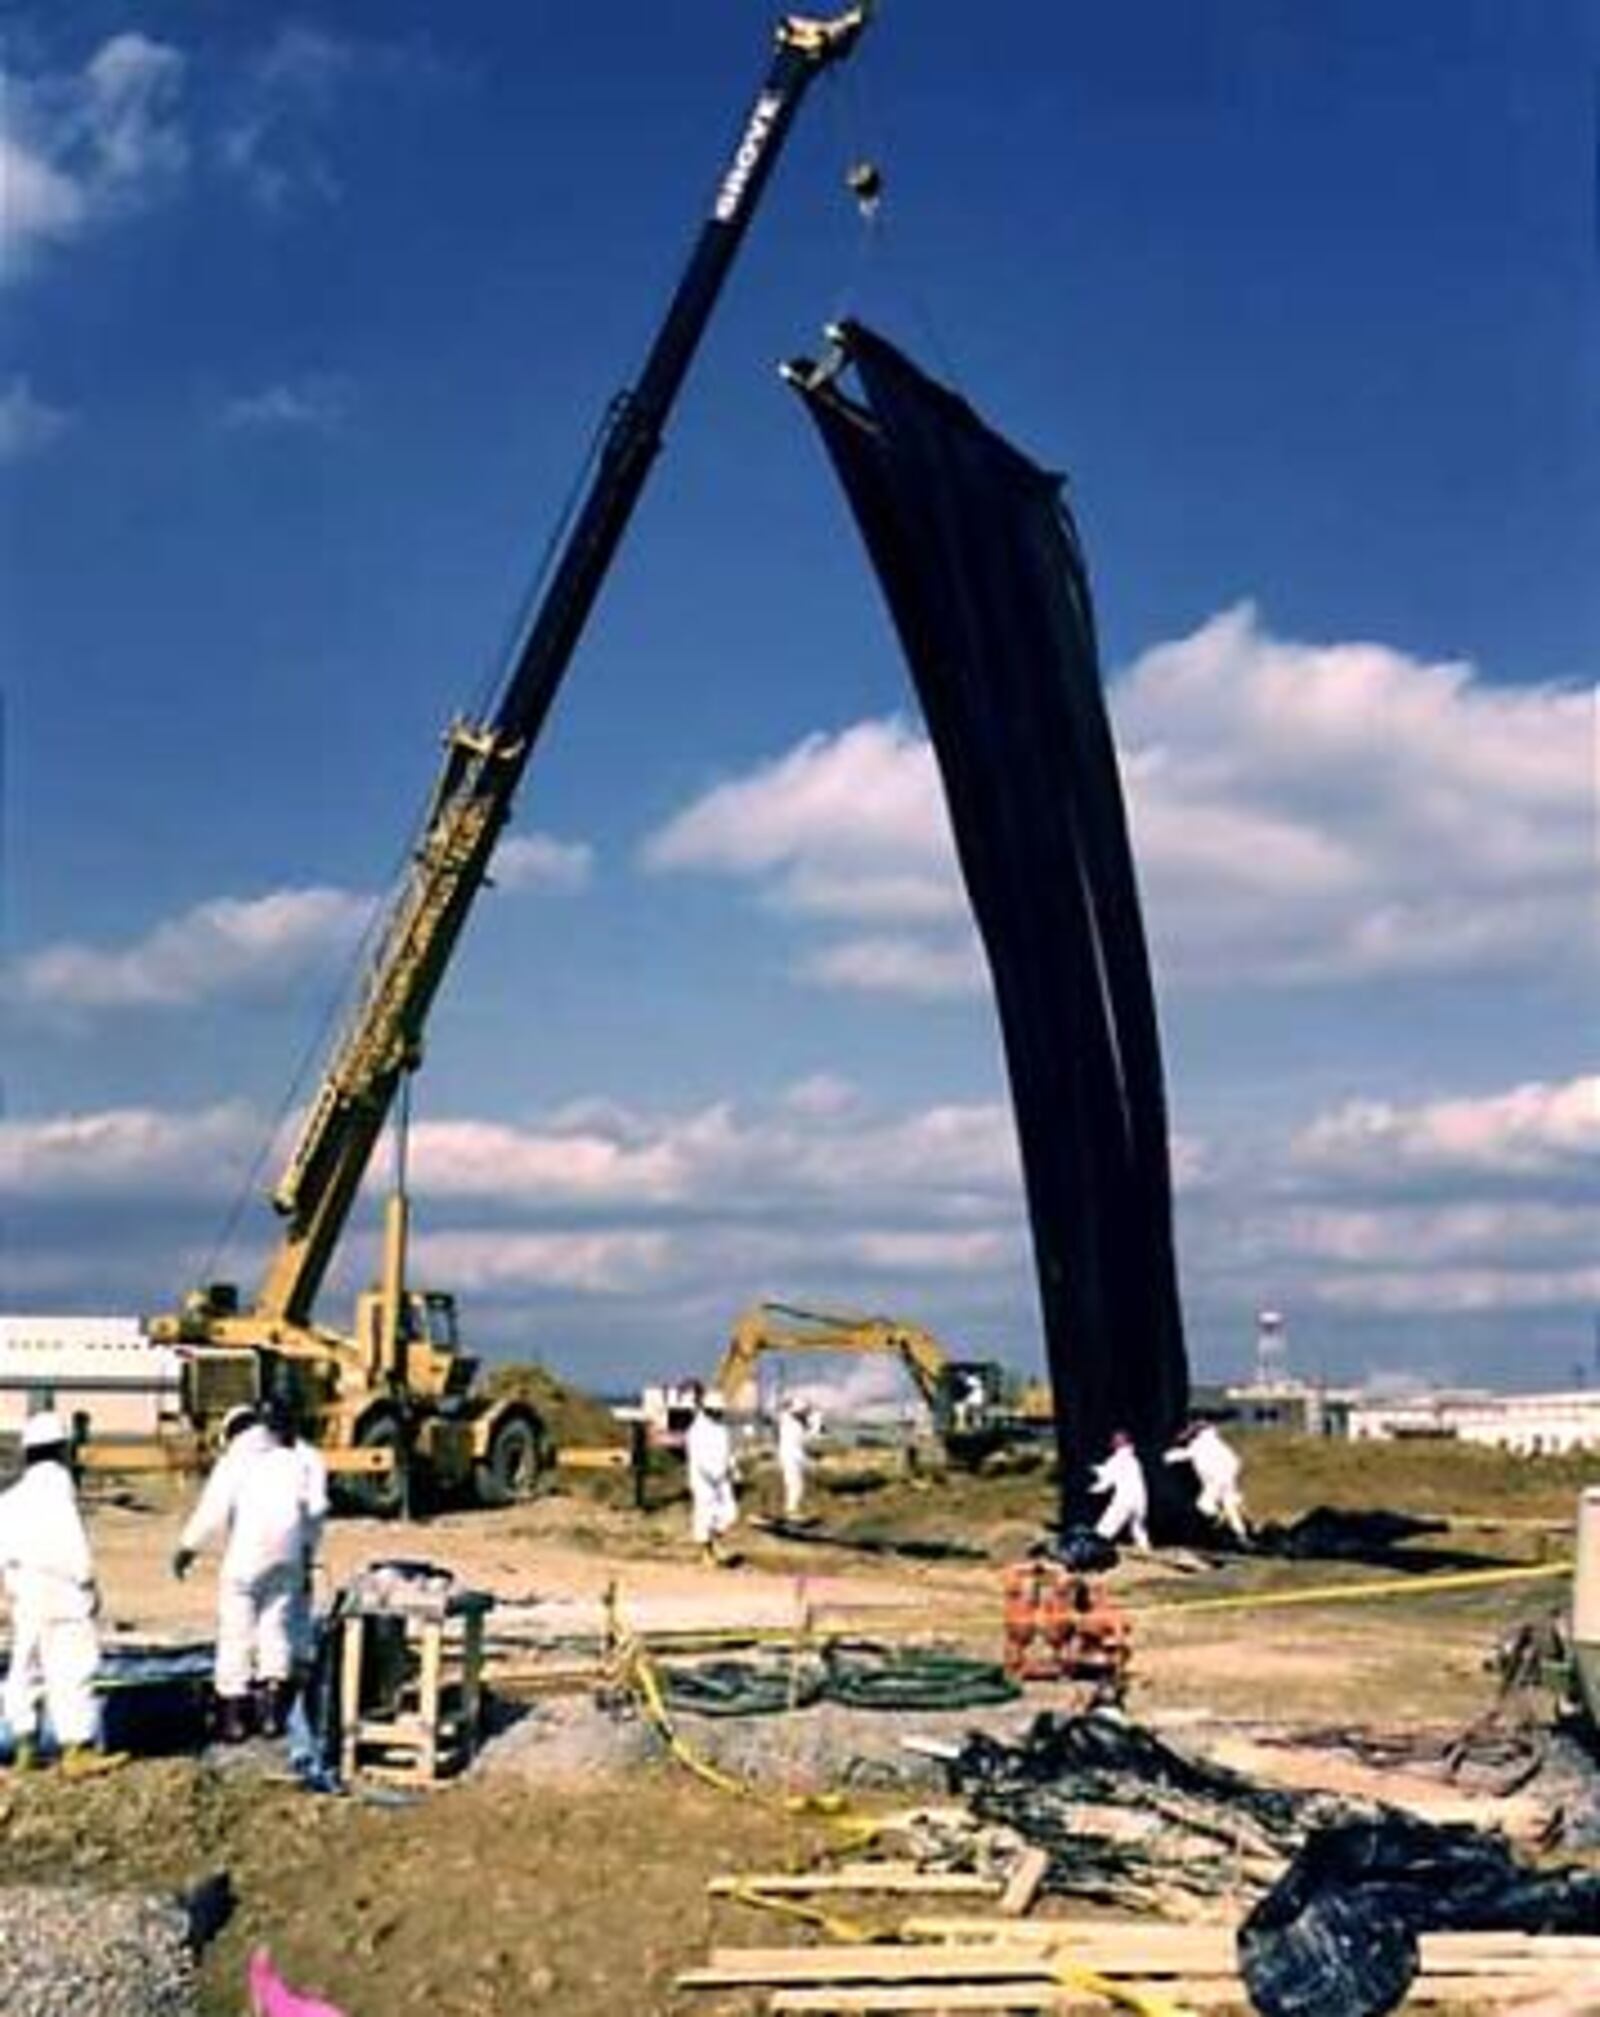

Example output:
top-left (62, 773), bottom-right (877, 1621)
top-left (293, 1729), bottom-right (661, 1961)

top-left (654, 1639), bottom-right (1018, 1718)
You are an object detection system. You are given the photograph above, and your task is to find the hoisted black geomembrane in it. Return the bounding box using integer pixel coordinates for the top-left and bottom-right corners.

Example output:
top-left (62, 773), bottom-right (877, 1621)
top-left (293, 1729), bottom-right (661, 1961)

top-left (790, 321), bottom-right (1188, 1520)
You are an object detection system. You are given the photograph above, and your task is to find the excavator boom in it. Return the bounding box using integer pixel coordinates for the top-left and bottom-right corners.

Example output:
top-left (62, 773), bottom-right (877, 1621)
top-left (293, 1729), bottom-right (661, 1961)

top-left (715, 1299), bottom-right (1054, 1468)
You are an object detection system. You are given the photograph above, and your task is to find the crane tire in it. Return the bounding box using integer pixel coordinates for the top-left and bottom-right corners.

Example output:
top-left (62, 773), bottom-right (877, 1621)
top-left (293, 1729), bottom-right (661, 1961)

top-left (337, 1409), bottom-right (409, 1519)
top-left (476, 1410), bottom-right (546, 1507)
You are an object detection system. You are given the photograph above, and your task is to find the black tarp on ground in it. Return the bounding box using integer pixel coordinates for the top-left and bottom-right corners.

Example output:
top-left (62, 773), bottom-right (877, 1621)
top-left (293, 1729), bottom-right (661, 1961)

top-left (790, 322), bottom-right (1187, 1518)
top-left (1239, 1812), bottom-right (1600, 2017)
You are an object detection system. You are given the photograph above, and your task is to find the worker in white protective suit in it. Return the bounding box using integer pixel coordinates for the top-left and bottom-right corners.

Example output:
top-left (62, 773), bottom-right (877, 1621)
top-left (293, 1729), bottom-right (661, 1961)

top-left (276, 1399), bottom-right (328, 1671)
top-left (0, 1411), bottom-right (118, 1776)
top-left (775, 1398), bottom-right (816, 1523)
top-left (1089, 1431), bottom-right (1151, 1553)
top-left (685, 1388), bottom-right (738, 1564)
top-left (1164, 1421), bottom-right (1249, 1542)
top-left (172, 1397), bottom-right (327, 1741)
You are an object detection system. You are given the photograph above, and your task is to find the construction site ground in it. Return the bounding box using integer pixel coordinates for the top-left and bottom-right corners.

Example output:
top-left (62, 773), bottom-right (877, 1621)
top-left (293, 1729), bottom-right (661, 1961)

top-left (2, 1434), bottom-right (1595, 2015)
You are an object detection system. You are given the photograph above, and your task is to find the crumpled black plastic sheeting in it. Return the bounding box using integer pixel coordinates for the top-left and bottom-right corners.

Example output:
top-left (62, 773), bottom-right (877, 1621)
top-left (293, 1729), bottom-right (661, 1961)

top-left (1239, 1811), bottom-right (1600, 2017)
top-left (952, 1710), bottom-right (1306, 1838)
top-left (793, 323), bottom-right (1189, 1515)
top-left (1042, 1526), bottom-right (1120, 1574)
top-left (1252, 1506), bottom-right (1449, 1564)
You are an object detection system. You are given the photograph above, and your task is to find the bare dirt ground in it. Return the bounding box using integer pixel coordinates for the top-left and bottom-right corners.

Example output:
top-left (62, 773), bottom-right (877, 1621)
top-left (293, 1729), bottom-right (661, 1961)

top-left (3, 1437), bottom-right (1595, 2015)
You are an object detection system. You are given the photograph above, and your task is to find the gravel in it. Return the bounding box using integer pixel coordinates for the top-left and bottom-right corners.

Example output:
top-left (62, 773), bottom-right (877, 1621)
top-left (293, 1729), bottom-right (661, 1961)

top-left (0, 1885), bottom-right (198, 2017)
top-left (475, 1679), bottom-right (1087, 1793)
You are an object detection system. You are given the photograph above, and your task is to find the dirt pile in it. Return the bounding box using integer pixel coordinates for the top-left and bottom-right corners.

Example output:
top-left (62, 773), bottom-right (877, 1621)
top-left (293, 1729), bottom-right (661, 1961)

top-left (483, 1362), bottom-right (624, 1449)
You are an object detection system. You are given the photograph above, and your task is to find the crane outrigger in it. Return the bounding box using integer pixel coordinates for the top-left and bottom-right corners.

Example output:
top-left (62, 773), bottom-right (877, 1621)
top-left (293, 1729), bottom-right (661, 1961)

top-left (147, 8), bottom-right (875, 1512)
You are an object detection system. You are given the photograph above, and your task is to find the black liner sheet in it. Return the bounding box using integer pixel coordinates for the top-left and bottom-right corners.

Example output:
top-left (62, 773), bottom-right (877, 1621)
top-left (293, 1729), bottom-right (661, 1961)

top-left (792, 322), bottom-right (1187, 1515)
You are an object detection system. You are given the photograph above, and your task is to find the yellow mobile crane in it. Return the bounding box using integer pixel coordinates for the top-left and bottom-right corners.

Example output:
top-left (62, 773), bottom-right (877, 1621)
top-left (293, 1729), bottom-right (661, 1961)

top-left (715, 1300), bottom-right (1055, 1467)
top-left (143, 10), bottom-right (874, 1514)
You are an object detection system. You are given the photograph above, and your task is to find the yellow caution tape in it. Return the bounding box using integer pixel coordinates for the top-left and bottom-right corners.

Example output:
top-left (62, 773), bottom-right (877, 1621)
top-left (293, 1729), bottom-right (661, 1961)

top-left (1130, 1557), bottom-right (1573, 1621)
top-left (718, 1883), bottom-right (1191, 2016)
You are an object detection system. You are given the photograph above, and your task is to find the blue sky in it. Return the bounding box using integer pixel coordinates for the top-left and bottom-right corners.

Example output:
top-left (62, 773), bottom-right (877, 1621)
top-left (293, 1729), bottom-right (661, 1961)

top-left (2, 1), bottom-right (1595, 1398)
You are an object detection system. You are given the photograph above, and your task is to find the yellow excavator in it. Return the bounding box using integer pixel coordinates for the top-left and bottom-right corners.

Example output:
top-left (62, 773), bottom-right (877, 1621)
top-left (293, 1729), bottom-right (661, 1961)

top-left (132, 11), bottom-right (875, 1513)
top-left (714, 1300), bottom-right (1055, 1468)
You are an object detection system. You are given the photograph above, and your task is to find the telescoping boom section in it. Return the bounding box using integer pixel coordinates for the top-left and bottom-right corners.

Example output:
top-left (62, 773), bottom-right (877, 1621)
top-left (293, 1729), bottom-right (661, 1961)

top-left (154, 10), bottom-right (873, 1505)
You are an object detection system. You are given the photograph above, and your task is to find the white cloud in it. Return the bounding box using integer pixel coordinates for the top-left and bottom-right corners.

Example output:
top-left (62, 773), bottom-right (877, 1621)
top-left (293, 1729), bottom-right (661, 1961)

top-left (644, 716), bottom-right (949, 886)
top-left (1307, 1265), bottom-right (1600, 1318)
top-left (0, 134), bottom-right (86, 253)
top-left (218, 376), bottom-right (349, 433)
top-left (0, 375), bottom-right (70, 460)
top-left (641, 607), bottom-right (1596, 995)
top-left (1115, 605), bottom-right (1595, 985)
top-left (2, 1070), bottom-right (1585, 1378)
top-left (492, 832), bottom-right (593, 893)
top-left (799, 933), bottom-right (984, 999)
top-left (218, 24), bottom-right (351, 212)
top-left (218, 23), bottom-right (449, 214)
top-left (408, 1229), bottom-right (671, 1296)
top-left (9, 838), bottom-right (591, 1019)
top-left (0, 1101), bottom-right (258, 1198)
top-left (400, 1094), bottom-right (1027, 1212)
top-left (405, 1116), bottom-right (690, 1206)
top-left (1281, 1201), bottom-right (1594, 1269)
top-left (11, 886), bottom-right (373, 1012)
top-left (840, 1228), bottom-right (1018, 1274)
top-left (1, 33), bottom-right (187, 278)
top-left (782, 1073), bottom-right (859, 1117)
top-left (1292, 1076), bottom-right (1600, 1189)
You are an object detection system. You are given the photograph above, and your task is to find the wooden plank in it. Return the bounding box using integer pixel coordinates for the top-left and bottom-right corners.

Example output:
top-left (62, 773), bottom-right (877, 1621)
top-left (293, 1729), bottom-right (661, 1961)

top-left (710, 1868), bottom-right (1002, 1898)
top-left (906, 1920), bottom-right (1600, 1968)
top-left (767, 1991), bottom-right (1078, 2013)
top-left (766, 1984), bottom-right (1254, 2013)
top-left (1421, 1935), bottom-right (1600, 1962)
top-left (689, 1948), bottom-right (1065, 1986)
top-left (997, 1847), bottom-right (1051, 1919)
top-left (759, 1977), bottom-right (1590, 2014)
top-left (901, 1920), bottom-right (1232, 1958)
top-left (1411, 1979), bottom-right (1598, 2004)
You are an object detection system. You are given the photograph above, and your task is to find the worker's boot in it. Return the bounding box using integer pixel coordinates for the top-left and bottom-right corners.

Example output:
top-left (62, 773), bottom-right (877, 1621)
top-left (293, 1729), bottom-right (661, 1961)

top-left (61, 1743), bottom-right (125, 1781)
top-left (256, 1680), bottom-right (292, 1740)
top-left (214, 1693), bottom-right (252, 1745)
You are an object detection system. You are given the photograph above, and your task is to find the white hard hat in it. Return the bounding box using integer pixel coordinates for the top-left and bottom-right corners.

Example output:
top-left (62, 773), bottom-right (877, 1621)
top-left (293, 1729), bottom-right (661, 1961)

top-left (21, 1410), bottom-right (68, 1452)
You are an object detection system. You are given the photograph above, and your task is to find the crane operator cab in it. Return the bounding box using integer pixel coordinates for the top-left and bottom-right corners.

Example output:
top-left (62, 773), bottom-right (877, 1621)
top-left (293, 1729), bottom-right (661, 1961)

top-left (355, 1286), bottom-right (477, 1400)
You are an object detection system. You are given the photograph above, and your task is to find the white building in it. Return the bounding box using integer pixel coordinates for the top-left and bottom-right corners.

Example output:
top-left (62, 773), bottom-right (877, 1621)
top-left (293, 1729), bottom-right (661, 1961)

top-left (0, 1315), bottom-right (183, 1441)
top-left (1350, 1388), bottom-right (1600, 1455)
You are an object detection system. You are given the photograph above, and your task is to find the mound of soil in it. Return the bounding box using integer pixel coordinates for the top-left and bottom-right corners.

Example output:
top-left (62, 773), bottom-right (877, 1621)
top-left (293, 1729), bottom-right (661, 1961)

top-left (483, 1363), bottom-right (624, 1450)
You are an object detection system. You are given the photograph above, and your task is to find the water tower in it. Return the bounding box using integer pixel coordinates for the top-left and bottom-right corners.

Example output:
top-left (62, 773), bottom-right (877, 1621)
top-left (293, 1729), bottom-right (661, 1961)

top-left (1255, 1308), bottom-right (1288, 1390)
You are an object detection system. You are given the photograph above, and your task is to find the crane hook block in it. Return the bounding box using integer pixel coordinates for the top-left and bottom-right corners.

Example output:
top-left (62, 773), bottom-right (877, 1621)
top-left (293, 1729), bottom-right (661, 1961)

top-left (847, 159), bottom-right (884, 216)
top-left (848, 160), bottom-right (883, 201)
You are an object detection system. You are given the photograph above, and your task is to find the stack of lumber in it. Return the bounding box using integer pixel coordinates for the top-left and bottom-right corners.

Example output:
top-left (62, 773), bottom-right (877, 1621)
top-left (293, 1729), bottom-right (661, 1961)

top-left (679, 1915), bottom-right (1600, 2010)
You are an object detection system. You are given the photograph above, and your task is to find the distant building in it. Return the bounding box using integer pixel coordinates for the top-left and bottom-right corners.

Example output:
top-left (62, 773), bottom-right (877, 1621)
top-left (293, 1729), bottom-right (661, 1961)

top-left (1190, 1380), bottom-right (1357, 1439)
top-left (1350, 1389), bottom-right (1600, 1455)
top-left (0, 1315), bottom-right (182, 1441)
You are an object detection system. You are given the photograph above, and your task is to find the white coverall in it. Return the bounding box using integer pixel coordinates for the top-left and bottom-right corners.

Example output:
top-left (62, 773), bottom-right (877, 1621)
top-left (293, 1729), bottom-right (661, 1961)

top-left (1165, 1425), bottom-right (1248, 1540)
top-left (685, 1408), bottom-right (738, 1548)
top-left (776, 1406), bottom-right (812, 1521)
top-left (181, 1436), bottom-right (325, 1699)
top-left (0, 1459), bottom-right (100, 1749)
top-left (1089, 1443), bottom-right (1151, 1552)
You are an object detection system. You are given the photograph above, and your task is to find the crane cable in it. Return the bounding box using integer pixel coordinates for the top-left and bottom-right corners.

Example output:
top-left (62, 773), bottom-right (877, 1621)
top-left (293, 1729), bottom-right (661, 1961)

top-left (200, 388), bottom-right (622, 1287)
top-left (820, 30), bottom-right (963, 389)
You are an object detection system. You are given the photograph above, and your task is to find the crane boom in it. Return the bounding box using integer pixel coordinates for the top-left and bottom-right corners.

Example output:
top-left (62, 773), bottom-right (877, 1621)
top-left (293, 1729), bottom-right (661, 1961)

top-left (256, 9), bottom-right (872, 1327)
